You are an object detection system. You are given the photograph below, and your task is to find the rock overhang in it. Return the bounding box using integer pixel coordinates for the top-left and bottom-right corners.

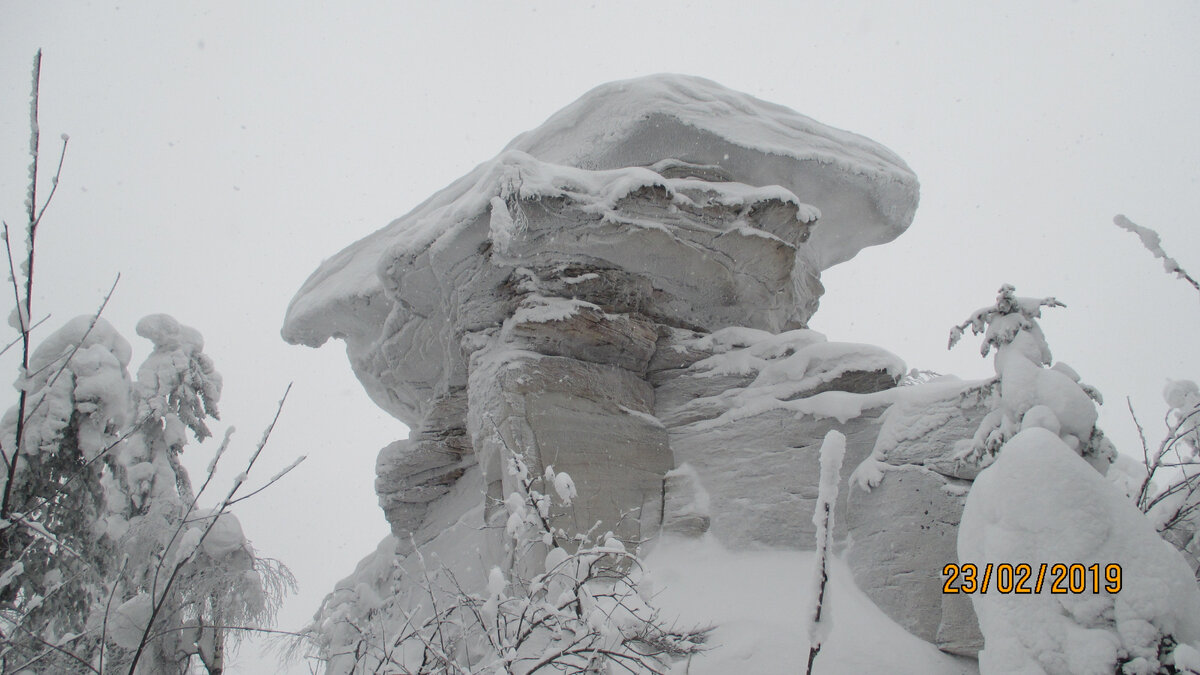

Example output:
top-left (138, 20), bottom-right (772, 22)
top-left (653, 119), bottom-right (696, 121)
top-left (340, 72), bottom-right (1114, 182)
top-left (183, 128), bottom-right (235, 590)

top-left (282, 74), bottom-right (920, 425)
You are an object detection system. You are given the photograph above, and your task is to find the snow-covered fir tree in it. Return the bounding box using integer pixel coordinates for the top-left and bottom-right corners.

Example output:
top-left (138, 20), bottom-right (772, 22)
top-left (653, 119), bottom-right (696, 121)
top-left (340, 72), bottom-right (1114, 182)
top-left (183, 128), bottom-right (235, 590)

top-left (948, 283), bottom-right (1114, 471)
top-left (0, 314), bottom-right (293, 674)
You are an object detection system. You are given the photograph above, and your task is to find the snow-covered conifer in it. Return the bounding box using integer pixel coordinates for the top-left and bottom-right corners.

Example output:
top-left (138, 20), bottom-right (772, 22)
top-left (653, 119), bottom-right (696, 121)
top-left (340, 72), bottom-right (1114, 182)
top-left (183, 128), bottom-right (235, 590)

top-left (0, 316), bottom-right (134, 667)
top-left (949, 284), bottom-right (1113, 469)
top-left (0, 57), bottom-right (294, 671)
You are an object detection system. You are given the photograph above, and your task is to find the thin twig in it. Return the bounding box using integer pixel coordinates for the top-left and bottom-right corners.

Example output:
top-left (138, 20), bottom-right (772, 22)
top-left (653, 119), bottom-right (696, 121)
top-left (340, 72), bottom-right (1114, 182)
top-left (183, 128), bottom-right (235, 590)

top-left (1129, 398), bottom-right (1155, 509)
top-left (30, 134), bottom-right (68, 235)
top-left (6, 620), bottom-right (99, 674)
top-left (224, 455), bottom-right (308, 508)
top-left (98, 555), bottom-right (129, 674)
top-left (0, 223), bottom-right (30, 519)
top-left (0, 314), bottom-right (49, 359)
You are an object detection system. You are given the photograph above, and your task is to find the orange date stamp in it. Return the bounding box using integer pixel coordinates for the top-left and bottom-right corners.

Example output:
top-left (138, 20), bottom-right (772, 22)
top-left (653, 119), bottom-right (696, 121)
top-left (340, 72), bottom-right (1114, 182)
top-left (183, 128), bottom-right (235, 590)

top-left (942, 563), bottom-right (1122, 594)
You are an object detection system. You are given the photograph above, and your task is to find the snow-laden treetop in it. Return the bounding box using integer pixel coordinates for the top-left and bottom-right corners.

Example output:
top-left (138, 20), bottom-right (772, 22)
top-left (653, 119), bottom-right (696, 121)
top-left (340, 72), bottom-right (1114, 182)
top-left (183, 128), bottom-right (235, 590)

top-left (283, 74), bottom-right (919, 353)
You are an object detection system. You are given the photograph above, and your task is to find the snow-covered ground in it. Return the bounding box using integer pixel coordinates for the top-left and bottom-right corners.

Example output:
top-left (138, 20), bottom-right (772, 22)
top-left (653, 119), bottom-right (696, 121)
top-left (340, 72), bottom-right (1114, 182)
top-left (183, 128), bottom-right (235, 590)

top-left (647, 535), bottom-right (978, 674)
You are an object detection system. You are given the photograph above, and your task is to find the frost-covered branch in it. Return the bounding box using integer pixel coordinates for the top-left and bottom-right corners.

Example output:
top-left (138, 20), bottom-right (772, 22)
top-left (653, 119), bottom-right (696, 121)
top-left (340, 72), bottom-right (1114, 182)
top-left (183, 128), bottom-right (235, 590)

top-left (1114, 214), bottom-right (1200, 296)
top-left (948, 283), bottom-right (1063, 357)
top-left (127, 384), bottom-right (294, 673)
top-left (224, 453), bottom-right (307, 508)
top-left (302, 446), bottom-right (709, 674)
top-left (804, 430), bottom-right (844, 675)
top-left (1127, 380), bottom-right (1200, 579)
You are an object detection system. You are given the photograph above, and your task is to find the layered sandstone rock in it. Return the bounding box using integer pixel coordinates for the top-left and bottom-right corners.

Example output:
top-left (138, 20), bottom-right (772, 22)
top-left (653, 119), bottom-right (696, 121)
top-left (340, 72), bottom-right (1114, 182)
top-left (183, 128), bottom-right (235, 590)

top-left (284, 75), bottom-right (1000, 668)
top-left (282, 75), bottom-right (919, 554)
top-left (843, 378), bottom-right (993, 656)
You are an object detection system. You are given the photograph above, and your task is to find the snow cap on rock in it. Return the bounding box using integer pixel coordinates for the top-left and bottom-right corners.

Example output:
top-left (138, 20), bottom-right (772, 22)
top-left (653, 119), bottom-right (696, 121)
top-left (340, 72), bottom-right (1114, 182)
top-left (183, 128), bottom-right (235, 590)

top-left (283, 74), bottom-right (918, 356)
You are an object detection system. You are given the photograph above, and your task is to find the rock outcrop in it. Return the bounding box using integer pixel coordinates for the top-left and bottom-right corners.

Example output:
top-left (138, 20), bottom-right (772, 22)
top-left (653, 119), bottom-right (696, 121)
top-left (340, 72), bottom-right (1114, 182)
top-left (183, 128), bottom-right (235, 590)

top-left (282, 75), bottom-right (1008, 670)
top-left (843, 378), bottom-right (992, 655)
top-left (648, 326), bottom-right (904, 548)
top-left (282, 75), bottom-right (919, 554)
top-left (283, 75), bottom-right (919, 427)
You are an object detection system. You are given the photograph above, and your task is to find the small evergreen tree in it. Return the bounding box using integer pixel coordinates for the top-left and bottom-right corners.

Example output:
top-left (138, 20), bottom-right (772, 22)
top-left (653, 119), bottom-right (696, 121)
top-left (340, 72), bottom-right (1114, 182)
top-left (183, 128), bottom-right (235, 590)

top-left (948, 284), bottom-right (1111, 469)
top-left (0, 51), bottom-right (298, 674)
top-left (0, 315), bottom-right (132, 668)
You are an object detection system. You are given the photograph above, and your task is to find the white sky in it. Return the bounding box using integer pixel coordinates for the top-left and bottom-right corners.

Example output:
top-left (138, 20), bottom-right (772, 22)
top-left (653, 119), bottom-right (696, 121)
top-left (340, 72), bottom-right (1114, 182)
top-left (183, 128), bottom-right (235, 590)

top-left (1, 2), bottom-right (1198, 672)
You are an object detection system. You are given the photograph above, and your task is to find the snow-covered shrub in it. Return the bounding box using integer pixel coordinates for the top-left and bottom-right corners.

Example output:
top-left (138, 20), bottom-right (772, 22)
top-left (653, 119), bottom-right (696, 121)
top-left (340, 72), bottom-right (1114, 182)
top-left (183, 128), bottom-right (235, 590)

top-left (1113, 215), bottom-right (1200, 580)
top-left (959, 426), bottom-right (1200, 674)
top-left (1130, 379), bottom-right (1200, 579)
top-left (0, 314), bottom-right (297, 674)
top-left (948, 284), bottom-right (1113, 471)
top-left (300, 452), bottom-right (708, 674)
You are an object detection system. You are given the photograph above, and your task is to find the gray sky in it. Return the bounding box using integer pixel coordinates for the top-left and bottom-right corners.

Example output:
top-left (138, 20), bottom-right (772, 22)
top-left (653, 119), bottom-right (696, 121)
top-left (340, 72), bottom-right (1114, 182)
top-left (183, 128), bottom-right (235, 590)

top-left (2, 2), bottom-right (1199, 672)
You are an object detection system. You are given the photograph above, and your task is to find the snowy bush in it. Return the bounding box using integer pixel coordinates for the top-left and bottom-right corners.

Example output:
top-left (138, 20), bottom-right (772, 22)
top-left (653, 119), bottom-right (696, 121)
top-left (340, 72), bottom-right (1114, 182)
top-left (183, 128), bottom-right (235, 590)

top-left (1127, 379), bottom-right (1200, 579)
top-left (298, 451), bottom-right (708, 674)
top-left (1115, 215), bottom-right (1200, 579)
top-left (956, 220), bottom-right (1200, 674)
top-left (959, 427), bottom-right (1200, 674)
top-left (0, 311), bottom-right (298, 674)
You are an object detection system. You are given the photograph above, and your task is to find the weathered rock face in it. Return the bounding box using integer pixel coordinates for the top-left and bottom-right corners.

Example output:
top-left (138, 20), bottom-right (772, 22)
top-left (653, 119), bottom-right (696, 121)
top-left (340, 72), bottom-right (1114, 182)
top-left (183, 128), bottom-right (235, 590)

top-left (843, 378), bottom-right (993, 656)
top-left (846, 465), bottom-right (981, 654)
top-left (647, 326), bottom-right (904, 548)
top-left (467, 347), bottom-right (671, 547)
top-left (283, 75), bottom-right (919, 429)
top-left (283, 75), bottom-right (919, 553)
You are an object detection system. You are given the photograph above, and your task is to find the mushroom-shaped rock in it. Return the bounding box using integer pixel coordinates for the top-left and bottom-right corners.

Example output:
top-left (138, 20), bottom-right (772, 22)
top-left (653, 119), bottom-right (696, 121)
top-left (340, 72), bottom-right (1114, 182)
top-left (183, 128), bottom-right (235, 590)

top-left (282, 74), bottom-right (919, 551)
top-left (283, 74), bottom-right (918, 427)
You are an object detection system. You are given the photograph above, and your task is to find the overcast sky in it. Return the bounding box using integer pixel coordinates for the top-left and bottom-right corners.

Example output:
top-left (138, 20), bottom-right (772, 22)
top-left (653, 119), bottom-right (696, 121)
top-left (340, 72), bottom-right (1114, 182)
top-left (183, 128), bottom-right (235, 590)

top-left (2, 2), bottom-right (1199, 672)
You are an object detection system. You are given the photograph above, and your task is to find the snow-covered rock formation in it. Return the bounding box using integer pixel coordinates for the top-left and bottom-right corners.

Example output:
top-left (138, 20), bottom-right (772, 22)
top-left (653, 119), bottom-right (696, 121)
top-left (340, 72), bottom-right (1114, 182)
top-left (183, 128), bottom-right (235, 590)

top-left (282, 74), bottom-right (1036, 673)
top-left (282, 74), bottom-right (918, 554)
top-left (280, 76), bottom-right (945, 667)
